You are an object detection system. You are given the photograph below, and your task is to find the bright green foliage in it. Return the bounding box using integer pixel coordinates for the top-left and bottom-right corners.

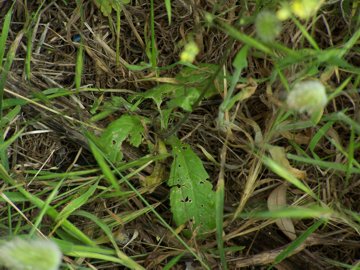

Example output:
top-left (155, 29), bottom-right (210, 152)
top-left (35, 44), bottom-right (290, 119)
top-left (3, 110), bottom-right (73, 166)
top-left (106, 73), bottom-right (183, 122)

top-left (175, 63), bottom-right (225, 98)
top-left (0, 238), bottom-right (62, 270)
top-left (134, 63), bottom-right (224, 107)
top-left (167, 86), bottom-right (201, 111)
top-left (101, 114), bottom-right (146, 163)
top-left (132, 64), bottom-right (225, 128)
top-left (93, 0), bottom-right (130, 16)
top-left (255, 10), bottom-right (282, 42)
top-left (168, 138), bottom-right (216, 234)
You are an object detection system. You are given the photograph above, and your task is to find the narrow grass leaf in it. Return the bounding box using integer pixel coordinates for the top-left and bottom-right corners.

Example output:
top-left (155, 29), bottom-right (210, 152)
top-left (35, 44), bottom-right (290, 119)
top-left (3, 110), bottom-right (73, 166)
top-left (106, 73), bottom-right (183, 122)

top-left (88, 134), bottom-right (121, 193)
top-left (0, 8), bottom-right (12, 65)
top-left (75, 40), bottom-right (84, 90)
top-left (163, 252), bottom-right (185, 270)
top-left (25, 28), bottom-right (33, 80)
top-left (64, 251), bottom-right (136, 265)
top-left (262, 155), bottom-right (316, 199)
top-left (150, 0), bottom-right (157, 68)
top-left (346, 128), bottom-right (355, 185)
top-left (287, 153), bottom-right (360, 174)
top-left (30, 179), bottom-right (65, 236)
top-left (291, 16), bottom-right (319, 50)
top-left (309, 121), bottom-right (334, 153)
top-left (74, 210), bottom-right (145, 270)
top-left (0, 30), bottom-right (24, 170)
top-left (216, 20), bottom-right (274, 56)
top-left (0, 192), bottom-right (27, 203)
top-left (0, 164), bottom-right (95, 246)
top-left (272, 219), bottom-right (325, 268)
top-left (0, 105), bottom-right (21, 130)
top-left (327, 112), bottom-right (360, 135)
top-left (53, 238), bottom-right (116, 256)
top-left (0, 128), bottom-right (24, 153)
top-left (215, 175), bottom-right (227, 270)
top-left (0, 31), bottom-right (24, 114)
top-left (55, 181), bottom-right (98, 231)
top-left (240, 206), bottom-right (332, 219)
top-left (164, 0), bottom-right (172, 25)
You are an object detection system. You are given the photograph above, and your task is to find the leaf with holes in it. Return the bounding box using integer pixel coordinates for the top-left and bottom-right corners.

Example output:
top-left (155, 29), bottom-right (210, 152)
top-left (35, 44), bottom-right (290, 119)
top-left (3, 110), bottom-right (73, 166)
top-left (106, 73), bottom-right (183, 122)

top-left (167, 138), bottom-right (216, 235)
top-left (101, 114), bottom-right (147, 164)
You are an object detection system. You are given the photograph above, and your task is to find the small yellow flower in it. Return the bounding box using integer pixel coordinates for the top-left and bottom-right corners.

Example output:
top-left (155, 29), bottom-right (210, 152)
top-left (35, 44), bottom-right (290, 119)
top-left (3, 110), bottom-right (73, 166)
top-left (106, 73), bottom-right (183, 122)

top-left (277, 5), bottom-right (292, 21)
top-left (180, 41), bottom-right (200, 64)
top-left (291, 0), bottom-right (324, 19)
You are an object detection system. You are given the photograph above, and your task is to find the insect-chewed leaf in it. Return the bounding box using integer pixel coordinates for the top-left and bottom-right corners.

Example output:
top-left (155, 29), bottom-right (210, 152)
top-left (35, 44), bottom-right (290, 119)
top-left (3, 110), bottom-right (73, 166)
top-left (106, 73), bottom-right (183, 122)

top-left (101, 114), bottom-right (146, 164)
top-left (168, 138), bottom-right (216, 234)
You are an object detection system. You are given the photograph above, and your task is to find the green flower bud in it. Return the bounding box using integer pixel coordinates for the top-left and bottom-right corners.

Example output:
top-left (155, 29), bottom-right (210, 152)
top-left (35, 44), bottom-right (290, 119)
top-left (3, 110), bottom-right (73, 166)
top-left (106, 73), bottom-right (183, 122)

top-left (180, 41), bottom-right (200, 64)
top-left (255, 10), bottom-right (282, 42)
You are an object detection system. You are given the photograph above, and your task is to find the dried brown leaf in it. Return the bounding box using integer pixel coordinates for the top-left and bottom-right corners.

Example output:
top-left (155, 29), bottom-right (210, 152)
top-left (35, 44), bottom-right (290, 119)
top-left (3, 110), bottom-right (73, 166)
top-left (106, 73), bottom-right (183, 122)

top-left (267, 184), bottom-right (296, 240)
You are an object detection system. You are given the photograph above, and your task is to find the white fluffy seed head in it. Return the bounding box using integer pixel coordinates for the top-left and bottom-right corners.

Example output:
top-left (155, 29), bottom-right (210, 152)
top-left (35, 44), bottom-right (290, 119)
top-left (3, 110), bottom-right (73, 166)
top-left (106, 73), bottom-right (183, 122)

top-left (286, 80), bottom-right (327, 115)
top-left (0, 238), bottom-right (62, 270)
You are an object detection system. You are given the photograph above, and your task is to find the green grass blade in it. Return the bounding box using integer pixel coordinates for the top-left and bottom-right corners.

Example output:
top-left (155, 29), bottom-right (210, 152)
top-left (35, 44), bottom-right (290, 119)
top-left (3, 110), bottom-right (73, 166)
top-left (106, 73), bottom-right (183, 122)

top-left (25, 28), bottom-right (33, 80)
top-left (0, 128), bottom-right (24, 153)
top-left (291, 16), bottom-right (319, 50)
top-left (87, 134), bottom-right (121, 193)
top-left (0, 164), bottom-right (96, 246)
top-left (0, 30), bottom-right (24, 170)
top-left (53, 238), bottom-right (115, 256)
top-left (215, 174), bottom-right (227, 270)
top-left (165, 0), bottom-right (172, 25)
top-left (262, 156), bottom-right (317, 199)
top-left (309, 121), bottom-right (334, 153)
top-left (346, 127), bottom-right (355, 186)
top-left (74, 210), bottom-right (145, 270)
top-left (287, 153), bottom-right (360, 174)
top-left (30, 179), bottom-right (65, 236)
top-left (0, 105), bottom-right (21, 130)
top-left (163, 252), bottom-right (185, 270)
top-left (0, 8), bottom-right (12, 66)
top-left (216, 19), bottom-right (274, 56)
top-left (240, 206), bottom-right (332, 219)
top-left (75, 40), bottom-right (84, 91)
top-left (52, 181), bottom-right (99, 233)
top-left (150, 0), bottom-right (157, 68)
top-left (271, 219), bottom-right (325, 268)
top-left (116, 9), bottom-right (121, 65)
